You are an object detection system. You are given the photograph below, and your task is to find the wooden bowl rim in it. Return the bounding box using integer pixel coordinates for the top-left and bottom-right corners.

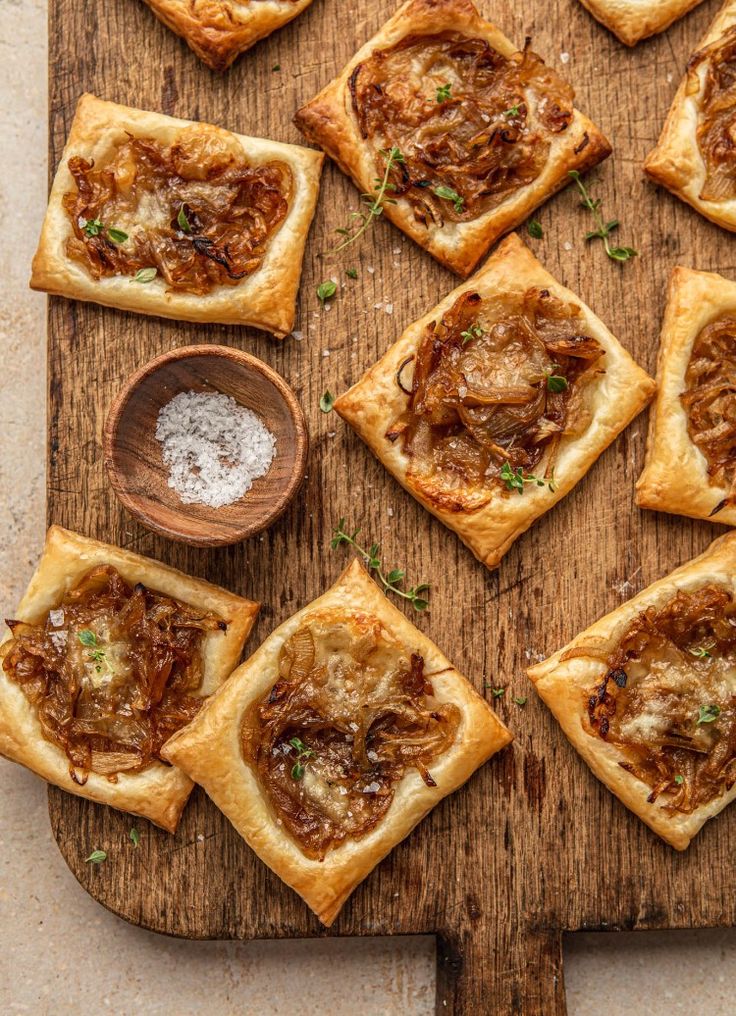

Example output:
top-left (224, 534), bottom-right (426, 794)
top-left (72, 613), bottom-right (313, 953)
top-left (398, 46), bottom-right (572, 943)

top-left (102, 343), bottom-right (309, 547)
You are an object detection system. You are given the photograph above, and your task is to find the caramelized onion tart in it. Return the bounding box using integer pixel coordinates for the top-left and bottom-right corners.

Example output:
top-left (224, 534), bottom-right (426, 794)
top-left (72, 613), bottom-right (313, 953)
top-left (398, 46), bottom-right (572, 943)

top-left (0, 527), bottom-right (258, 832)
top-left (528, 532), bottom-right (736, 850)
top-left (644, 1), bottom-right (736, 232)
top-left (637, 266), bottom-right (736, 526)
top-left (143, 0), bottom-right (316, 71)
top-left (294, 0), bottom-right (610, 276)
top-left (162, 560), bottom-right (511, 925)
top-left (334, 233), bottom-right (654, 569)
top-left (30, 94), bottom-right (323, 337)
top-left (576, 0), bottom-right (704, 47)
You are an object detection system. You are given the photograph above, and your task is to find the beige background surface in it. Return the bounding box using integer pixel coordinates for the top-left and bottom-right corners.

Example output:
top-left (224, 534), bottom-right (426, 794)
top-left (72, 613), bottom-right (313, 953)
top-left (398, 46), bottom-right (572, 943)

top-left (0, 1), bottom-right (734, 1013)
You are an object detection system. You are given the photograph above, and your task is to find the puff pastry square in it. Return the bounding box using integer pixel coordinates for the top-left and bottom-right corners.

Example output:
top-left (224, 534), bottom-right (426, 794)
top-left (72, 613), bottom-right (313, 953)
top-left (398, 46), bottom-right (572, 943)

top-left (528, 533), bottom-right (736, 849)
top-left (637, 266), bottom-right (736, 524)
top-left (30, 93), bottom-right (323, 338)
top-left (333, 233), bottom-right (655, 570)
top-left (644, 1), bottom-right (736, 231)
top-left (577, 0), bottom-right (704, 46)
top-left (143, 0), bottom-right (315, 72)
top-left (162, 559), bottom-right (511, 925)
top-left (293, 0), bottom-right (611, 277)
top-left (0, 526), bottom-right (258, 832)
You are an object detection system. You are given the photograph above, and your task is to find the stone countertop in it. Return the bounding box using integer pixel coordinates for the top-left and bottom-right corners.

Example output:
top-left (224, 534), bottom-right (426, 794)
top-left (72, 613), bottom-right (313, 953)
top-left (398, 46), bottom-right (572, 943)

top-left (0, 3), bottom-right (733, 1012)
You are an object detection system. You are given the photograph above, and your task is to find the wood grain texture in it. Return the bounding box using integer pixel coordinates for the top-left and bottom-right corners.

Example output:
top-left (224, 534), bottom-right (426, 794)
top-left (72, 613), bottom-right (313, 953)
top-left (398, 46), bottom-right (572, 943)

top-left (45, 0), bottom-right (736, 1011)
top-left (102, 345), bottom-right (308, 545)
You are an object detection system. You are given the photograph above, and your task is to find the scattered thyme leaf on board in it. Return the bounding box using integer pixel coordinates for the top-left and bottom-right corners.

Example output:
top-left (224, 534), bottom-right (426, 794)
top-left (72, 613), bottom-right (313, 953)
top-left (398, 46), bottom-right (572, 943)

top-left (85, 849), bottom-right (107, 864)
top-left (319, 390), bottom-right (335, 413)
top-left (330, 518), bottom-right (429, 610)
top-left (527, 219), bottom-right (543, 239)
top-left (316, 280), bottom-right (337, 305)
top-left (568, 171), bottom-right (637, 263)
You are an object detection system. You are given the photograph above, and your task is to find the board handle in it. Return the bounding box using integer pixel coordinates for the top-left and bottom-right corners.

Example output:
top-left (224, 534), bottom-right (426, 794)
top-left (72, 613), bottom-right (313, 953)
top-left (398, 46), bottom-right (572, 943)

top-left (435, 926), bottom-right (565, 1014)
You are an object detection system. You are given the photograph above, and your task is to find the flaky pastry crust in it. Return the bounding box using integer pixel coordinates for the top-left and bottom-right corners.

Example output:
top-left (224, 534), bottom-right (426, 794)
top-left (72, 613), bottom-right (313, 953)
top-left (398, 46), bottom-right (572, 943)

top-left (333, 233), bottom-right (655, 570)
top-left (644, 1), bottom-right (736, 230)
top-left (294, 0), bottom-right (610, 277)
top-left (637, 266), bottom-right (736, 524)
top-left (161, 559), bottom-right (511, 925)
top-left (30, 94), bottom-right (323, 338)
top-left (577, 0), bottom-right (704, 47)
top-left (143, 0), bottom-right (315, 71)
top-left (528, 532), bottom-right (736, 849)
top-left (0, 526), bottom-right (258, 832)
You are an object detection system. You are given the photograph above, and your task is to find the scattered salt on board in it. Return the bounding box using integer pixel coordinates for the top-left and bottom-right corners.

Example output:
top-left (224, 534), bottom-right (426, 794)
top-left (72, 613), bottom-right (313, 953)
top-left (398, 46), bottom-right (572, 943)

top-left (155, 391), bottom-right (276, 508)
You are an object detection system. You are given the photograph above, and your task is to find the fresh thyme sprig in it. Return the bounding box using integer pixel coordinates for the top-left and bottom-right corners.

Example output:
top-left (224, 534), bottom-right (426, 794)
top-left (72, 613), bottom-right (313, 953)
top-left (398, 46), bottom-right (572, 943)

top-left (568, 171), bottom-right (637, 263)
top-left (500, 461), bottom-right (557, 494)
top-left (78, 629), bottom-right (107, 673)
top-left (436, 83), bottom-right (452, 103)
top-left (288, 736), bottom-right (314, 781)
top-left (461, 323), bottom-right (484, 346)
top-left (331, 147), bottom-right (405, 253)
top-left (330, 518), bottom-right (430, 611)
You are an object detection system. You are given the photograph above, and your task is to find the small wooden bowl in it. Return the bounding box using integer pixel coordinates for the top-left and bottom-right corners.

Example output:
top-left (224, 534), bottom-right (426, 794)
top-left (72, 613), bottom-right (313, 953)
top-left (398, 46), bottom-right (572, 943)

top-left (103, 345), bottom-right (308, 546)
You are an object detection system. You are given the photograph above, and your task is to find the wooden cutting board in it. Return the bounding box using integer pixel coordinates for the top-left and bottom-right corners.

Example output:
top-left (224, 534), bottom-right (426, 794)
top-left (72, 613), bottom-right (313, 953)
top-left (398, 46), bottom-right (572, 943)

top-left (46, 0), bottom-right (736, 1010)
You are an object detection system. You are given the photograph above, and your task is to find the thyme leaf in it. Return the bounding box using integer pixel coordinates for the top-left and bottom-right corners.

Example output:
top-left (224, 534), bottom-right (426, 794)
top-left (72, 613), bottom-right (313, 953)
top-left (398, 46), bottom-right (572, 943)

top-left (436, 83), bottom-right (452, 103)
top-left (346, 267), bottom-right (358, 279)
top-left (107, 227), bottom-right (129, 244)
top-left (319, 390), bottom-right (335, 413)
top-left (132, 267), bottom-right (157, 284)
top-left (689, 646), bottom-right (712, 659)
top-left (546, 373), bottom-right (568, 393)
top-left (330, 518), bottom-right (430, 610)
top-left (130, 828), bottom-right (140, 847)
top-left (568, 171), bottom-right (637, 263)
top-left (317, 280), bottom-right (337, 305)
top-left (433, 184), bottom-right (464, 213)
top-left (697, 704), bottom-right (721, 725)
top-left (177, 204), bottom-right (191, 233)
top-left (85, 849), bottom-right (107, 864)
top-left (527, 219), bottom-right (543, 239)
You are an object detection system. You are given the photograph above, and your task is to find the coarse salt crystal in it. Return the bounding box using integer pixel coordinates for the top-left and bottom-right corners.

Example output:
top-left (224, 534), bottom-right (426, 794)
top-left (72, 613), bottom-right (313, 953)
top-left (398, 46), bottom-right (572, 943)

top-left (367, 266), bottom-right (375, 274)
top-left (560, 52), bottom-right (570, 64)
top-left (385, 303), bottom-right (393, 315)
top-left (563, 241), bottom-right (572, 251)
top-left (290, 330), bottom-right (303, 341)
top-left (155, 391), bottom-right (276, 509)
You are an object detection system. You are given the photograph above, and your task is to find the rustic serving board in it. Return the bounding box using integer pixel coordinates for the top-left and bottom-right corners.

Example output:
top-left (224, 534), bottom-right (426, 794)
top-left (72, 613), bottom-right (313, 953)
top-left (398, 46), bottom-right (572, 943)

top-left (46, 0), bottom-right (736, 1010)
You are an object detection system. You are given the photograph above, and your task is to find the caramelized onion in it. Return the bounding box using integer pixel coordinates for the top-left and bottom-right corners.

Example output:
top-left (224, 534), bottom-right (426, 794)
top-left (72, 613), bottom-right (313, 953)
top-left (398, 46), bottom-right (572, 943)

top-left (350, 33), bottom-right (573, 224)
top-left (691, 25), bottom-right (736, 201)
top-left (387, 286), bottom-right (604, 510)
top-left (681, 314), bottom-right (736, 510)
top-left (584, 585), bottom-right (736, 813)
top-left (1, 565), bottom-right (226, 782)
top-left (63, 127), bottom-right (292, 295)
top-left (241, 612), bottom-right (460, 860)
